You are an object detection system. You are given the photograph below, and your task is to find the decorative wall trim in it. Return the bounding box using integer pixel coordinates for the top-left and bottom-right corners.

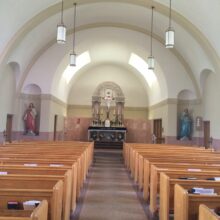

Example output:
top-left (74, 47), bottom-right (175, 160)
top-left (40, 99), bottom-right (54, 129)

top-left (149, 98), bottom-right (202, 111)
top-left (68, 105), bottom-right (91, 110)
top-left (178, 99), bottom-right (202, 105)
top-left (67, 104), bottom-right (148, 112)
top-left (19, 93), bottom-right (41, 100)
top-left (149, 98), bottom-right (177, 111)
top-left (124, 106), bottom-right (148, 111)
top-left (20, 93), bottom-right (67, 108)
top-left (18, 96), bottom-right (201, 113)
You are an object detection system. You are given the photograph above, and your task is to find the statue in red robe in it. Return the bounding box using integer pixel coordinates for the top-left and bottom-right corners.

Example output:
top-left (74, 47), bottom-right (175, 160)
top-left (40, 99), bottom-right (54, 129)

top-left (24, 103), bottom-right (37, 135)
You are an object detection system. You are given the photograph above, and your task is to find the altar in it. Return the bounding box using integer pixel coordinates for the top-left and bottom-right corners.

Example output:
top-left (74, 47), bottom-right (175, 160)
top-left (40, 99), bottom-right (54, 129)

top-left (88, 126), bottom-right (127, 148)
top-left (89, 82), bottom-right (126, 148)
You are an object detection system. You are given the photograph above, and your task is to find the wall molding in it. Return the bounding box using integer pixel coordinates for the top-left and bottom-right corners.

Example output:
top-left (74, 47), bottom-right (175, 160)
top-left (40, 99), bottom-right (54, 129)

top-left (68, 105), bottom-right (91, 110)
top-left (149, 98), bottom-right (177, 111)
top-left (19, 96), bottom-right (201, 112)
top-left (178, 99), bottom-right (202, 105)
top-left (124, 106), bottom-right (148, 111)
top-left (149, 98), bottom-right (202, 111)
top-left (19, 93), bottom-right (41, 100)
top-left (19, 93), bottom-right (67, 108)
top-left (68, 104), bottom-right (148, 111)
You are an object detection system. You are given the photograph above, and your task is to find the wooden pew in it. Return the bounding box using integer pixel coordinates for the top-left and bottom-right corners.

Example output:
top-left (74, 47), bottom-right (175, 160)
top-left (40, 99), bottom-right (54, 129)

top-left (2, 142), bottom-right (94, 170)
top-left (0, 165), bottom-right (77, 212)
top-left (123, 143), bottom-right (220, 220)
top-left (0, 142), bottom-right (94, 185)
top-left (0, 141), bottom-right (93, 219)
top-left (125, 144), bottom-right (215, 189)
top-left (174, 184), bottom-right (220, 220)
top-left (149, 162), bottom-right (220, 185)
top-left (1, 141), bottom-right (93, 170)
top-left (150, 165), bottom-right (220, 213)
top-left (0, 142), bottom-right (92, 208)
top-left (0, 173), bottom-right (71, 220)
top-left (134, 148), bottom-right (215, 181)
top-left (124, 143), bottom-right (212, 174)
top-left (199, 204), bottom-right (220, 220)
top-left (160, 171), bottom-right (220, 220)
top-left (143, 156), bottom-right (220, 201)
top-left (0, 180), bottom-right (63, 220)
top-left (0, 145), bottom-right (90, 196)
top-left (0, 200), bottom-right (48, 220)
top-left (0, 158), bottom-right (79, 204)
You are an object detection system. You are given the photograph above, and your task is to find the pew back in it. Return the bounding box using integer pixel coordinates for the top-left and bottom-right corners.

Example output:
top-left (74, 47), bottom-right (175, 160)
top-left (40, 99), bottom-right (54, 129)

top-left (0, 200), bottom-right (48, 220)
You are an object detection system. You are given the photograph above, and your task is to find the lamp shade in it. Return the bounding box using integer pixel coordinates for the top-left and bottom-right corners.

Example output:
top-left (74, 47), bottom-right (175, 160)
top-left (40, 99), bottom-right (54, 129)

top-left (165, 27), bottom-right (175, 48)
top-left (148, 56), bottom-right (155, 70)
top-left (70, 53), bottom-right (76, 66)
top-left (57, 24), bottom-right (66, 44)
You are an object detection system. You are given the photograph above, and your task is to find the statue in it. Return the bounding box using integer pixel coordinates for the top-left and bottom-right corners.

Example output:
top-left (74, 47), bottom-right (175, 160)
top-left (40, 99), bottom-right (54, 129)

top-left (24, 103), bottom-right (37, 135)
top-left (179, 108), bottom-right (192, 140)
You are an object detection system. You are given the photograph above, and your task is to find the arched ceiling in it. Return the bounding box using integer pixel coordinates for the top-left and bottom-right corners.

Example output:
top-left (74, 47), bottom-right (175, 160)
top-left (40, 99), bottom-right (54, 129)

top-left (0, 0), bottom-right (218, 106)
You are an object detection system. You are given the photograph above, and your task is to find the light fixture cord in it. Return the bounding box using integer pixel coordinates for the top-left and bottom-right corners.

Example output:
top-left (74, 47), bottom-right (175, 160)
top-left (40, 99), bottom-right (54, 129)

top-left (169, 0), bottom-right (172, 28)
top-left (61, 0), bottom-right (64, 24)
top-left (150, 6), bottom-right (154, 56)
top-left (72, 3), bottom-right (77, 53)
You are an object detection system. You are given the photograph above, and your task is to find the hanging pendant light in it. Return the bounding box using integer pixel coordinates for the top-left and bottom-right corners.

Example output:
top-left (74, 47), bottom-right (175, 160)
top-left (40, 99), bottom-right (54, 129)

top-left (57, 0), bottom-right (66, 44)
top-left (70, 3), bottom-right (77, 66)
top-left (165, 0), bottom-right (175, 48)
top-left (148, 6), bottom-right (155, 70)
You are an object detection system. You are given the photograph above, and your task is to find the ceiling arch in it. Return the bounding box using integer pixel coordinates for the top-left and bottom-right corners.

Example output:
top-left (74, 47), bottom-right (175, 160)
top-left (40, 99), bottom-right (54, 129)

top-left (0, 0), bottom-right (217, 109)
top-left (0, 0), bottom-right (219, 75)
top-left (22, 26), bottom-right (197, 106)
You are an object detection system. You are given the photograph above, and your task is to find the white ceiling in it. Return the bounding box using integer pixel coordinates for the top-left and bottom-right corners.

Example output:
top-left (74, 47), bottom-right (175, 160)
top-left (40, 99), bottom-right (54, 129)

top-left (0, 0), bottom-right (218, 105)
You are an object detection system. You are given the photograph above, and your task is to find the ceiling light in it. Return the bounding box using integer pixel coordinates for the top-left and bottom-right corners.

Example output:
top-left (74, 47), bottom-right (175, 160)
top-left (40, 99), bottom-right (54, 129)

top-left (57, 0), bottom-right (66, 44)
top-left (165, 0), bottom-right (175, 48)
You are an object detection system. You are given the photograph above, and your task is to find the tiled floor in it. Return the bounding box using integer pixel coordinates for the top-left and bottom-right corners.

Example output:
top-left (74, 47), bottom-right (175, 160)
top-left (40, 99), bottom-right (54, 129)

top-left (72, 149), bottom-right (149, 220)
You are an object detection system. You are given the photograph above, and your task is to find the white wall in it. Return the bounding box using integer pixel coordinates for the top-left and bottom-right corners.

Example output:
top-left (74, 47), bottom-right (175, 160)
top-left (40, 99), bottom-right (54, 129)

top-left (0, 64), bottom-right (16, 131)
top-left (40, 96), bottom-right (67, 133)
top-left (67, 64), bottom-right (149, 107)
top-left (148, 101), bottom-right (177, 137)
top-left (203, 73), bottom-right (220, 139)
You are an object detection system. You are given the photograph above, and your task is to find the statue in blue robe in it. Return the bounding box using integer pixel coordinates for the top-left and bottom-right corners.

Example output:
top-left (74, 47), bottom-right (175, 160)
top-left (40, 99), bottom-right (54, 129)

top-left (179, 108), bottom-right (192, 140)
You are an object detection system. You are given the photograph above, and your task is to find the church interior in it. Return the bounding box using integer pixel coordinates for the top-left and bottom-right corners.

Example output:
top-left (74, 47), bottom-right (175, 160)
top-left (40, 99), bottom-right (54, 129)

top-left (0, 0), bottom-right (220, 220)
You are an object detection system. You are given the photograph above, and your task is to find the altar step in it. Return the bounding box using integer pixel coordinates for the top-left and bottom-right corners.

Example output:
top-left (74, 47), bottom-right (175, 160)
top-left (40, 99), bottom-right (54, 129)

top-left (94, 141), bottom-right (123, 149)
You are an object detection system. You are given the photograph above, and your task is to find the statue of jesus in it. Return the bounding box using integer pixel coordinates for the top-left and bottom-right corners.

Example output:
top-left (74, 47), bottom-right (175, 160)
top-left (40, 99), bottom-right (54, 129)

top-left (24, 103), bottom-right (37, 135)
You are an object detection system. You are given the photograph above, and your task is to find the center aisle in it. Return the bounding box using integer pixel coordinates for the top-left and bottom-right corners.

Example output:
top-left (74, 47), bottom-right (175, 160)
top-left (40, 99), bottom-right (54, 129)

top-left (72, 149), bottom-right (148, 220)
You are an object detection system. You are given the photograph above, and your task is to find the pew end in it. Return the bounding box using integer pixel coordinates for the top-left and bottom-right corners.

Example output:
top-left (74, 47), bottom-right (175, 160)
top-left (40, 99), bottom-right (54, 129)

top-left (199, 204), bottom-right (220, 220)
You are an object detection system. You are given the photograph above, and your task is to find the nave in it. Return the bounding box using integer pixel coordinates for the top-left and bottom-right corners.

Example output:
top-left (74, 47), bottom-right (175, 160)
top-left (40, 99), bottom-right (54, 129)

top-left (72, 149), bottom-right (150, 220)
top-left (1, 142), bottom-right (220, 220)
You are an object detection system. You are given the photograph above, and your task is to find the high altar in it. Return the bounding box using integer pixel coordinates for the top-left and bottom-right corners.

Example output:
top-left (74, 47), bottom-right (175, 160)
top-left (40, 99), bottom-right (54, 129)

top-left (88, 82), bottom-right (126, 147)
